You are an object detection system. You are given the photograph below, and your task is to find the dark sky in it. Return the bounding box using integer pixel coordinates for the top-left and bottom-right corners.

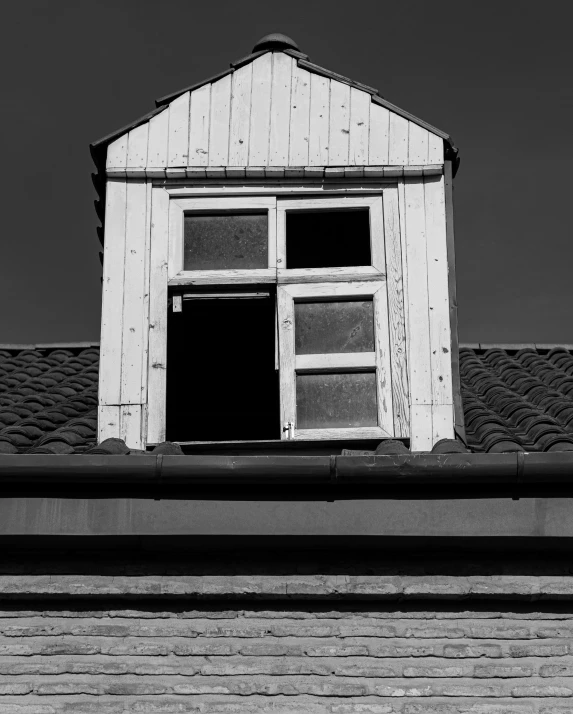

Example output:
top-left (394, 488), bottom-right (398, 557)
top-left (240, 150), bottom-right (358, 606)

top-left (1, 0), bottom-right (572, 344)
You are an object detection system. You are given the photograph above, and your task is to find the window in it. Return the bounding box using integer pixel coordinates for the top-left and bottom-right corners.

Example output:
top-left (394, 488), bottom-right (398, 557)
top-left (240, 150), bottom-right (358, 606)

top-left (278, 282), bottom-right (392, 440)
top-left (276, 196), bottom-right (385, 284)
top-left (168, 197), bottom-right (276, 285)
top-left (165, 192), bottom-right (394, 443)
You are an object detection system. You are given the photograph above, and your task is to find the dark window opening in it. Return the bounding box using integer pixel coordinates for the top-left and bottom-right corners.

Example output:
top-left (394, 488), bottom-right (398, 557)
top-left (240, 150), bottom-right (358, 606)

top-left (166, 290), bottom-right (280, 442)
top-left (184, 212), bottom-right (268, 271)
top-left (285, 208), bottom-right (371, 269)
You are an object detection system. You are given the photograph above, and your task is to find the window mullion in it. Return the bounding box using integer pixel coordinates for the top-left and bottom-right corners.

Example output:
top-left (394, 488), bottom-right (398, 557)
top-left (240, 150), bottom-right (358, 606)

top-left (295, 352), bottom-right (376, 372)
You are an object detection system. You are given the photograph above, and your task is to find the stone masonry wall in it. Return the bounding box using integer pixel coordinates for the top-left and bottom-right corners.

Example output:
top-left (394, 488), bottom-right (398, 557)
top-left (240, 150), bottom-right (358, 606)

top-left (0, 600), bottom-right (572, 713)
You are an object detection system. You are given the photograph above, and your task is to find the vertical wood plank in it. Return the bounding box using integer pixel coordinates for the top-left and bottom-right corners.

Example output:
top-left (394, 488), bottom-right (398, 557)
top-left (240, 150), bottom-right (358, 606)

top-left (383, 187), bottom-right (409, 438)
top-left (424, 175), bottom-right (453, 406)
top-left (188, 84), bottom-right (211, 166)
top-left (120, 180), bottom-right (147, 405)
top-left (288, 64), bottom-right (311, 166)
top-left (368, 103), bottom-right (390, 165)
top-left (99, 180), bottom-right (126, 406)
top-left (410, 405), bottom-right (433, 451)
top-left (374, 283), bottom-right (394, 436)
top-left (228, 63), bottom-right (253, 166)
top-left (308, 73), bottom-right (329, 166)
top-left (349, 87), bottom-right (370, 165)
top-left (269, 52), bottom-right (293, 166)
top-left (432, 403), bottom-right (455, 443)
top-left (167, 92), bottom-right (190, 167)
top-left (428, 132), bottom-right (444, 164)
top-left (388, 114), bottom-right (409, 165)
top-left (328, 80), bottom-right (350, 165)
top-left (408, 123), bottom-right (429, 165)
top-left (248, 53), bottom-right (273, 165)
top-left (106, 135), bottom-right (128, 170)
top-left (98, 405), bottom-right (120, 443)
top-left (397, 180), bottom-right (411, 435)
top-left (147, 109), bottom-right (169, 169)
top-left (403, 179), bottom-right (432, 450)
top-left (277, 287), bottom-right (296, 437)
top-left (444, 160), bottom-right (466, 441)
top-left (120, 404), bottom-right (143, 450)
top-left (126, 123), bottom-right (149, 169)
top-left (147, 187), bottom-right (170, 444)
top-left (139, 180), bottom-right (153, 436)
top-left (208, 74), bottom-right (232, 166)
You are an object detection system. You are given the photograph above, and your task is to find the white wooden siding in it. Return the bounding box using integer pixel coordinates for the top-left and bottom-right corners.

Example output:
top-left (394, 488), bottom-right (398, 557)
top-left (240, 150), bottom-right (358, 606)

top-left (288, 64), bottom-right (311, 165)
top-left (308, 73), bottom-right (330, 165)
top-left (126, 123), bottom-right (148, 171)
top-left (383, 187), bottom-right (409, 437)
top-left (399, 177), bottom-right (454, 450)
top-left (388, 113), bottom-right (409, 165)
top-left (99, 180), bottom-right (127, 406)
top-left (369, 103), bottom-right (389, 165)
top-left (228, 62), bottom-right (253, 166)
top-left (208, 74), bottom-right (232, 166)
top-left (167, 92), bottom-right (190, 167)
top-left (188, 84), bottom-right (211, 166)
top-left (147, 109), bottom-right (169, 170)
top-left (98, 179), bottom-right (152, 449)
top-left (99, 178), bottom-right (453, 450)
top-left (249, 54), bottom-right (273, 165)
top-left (328, 80), bottom-right (350, 165)
top-left (107, 52), bottom-right (445, 172)
top-left (146, 187), bottom-right (170, 444)
top-left (120, 180), bottom-right (147, 405)
top-left (349, 87), bottom-right (370, 165)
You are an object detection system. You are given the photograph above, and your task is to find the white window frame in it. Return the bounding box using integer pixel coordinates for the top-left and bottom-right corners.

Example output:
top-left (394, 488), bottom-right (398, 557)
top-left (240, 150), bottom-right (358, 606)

top-left (277, 281), bottom-right (394, 441)
top-left (276, 195), bottom-right (385, 284)
top-left (168, 196), bottom-right (277, 285)
top-left (148, 185), bottom-right (403, 446)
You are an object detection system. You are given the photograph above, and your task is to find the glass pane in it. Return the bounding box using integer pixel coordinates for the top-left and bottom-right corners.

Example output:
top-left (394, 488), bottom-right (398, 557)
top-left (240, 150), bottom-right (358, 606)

top-left (184, 213), bottom-right (268, 270)
top-left (286, 208), bottom-right (371, 268)
top-left (295, 300), bottom-right (374, 355)
top-left (296, 372), bottom-right (378, 429)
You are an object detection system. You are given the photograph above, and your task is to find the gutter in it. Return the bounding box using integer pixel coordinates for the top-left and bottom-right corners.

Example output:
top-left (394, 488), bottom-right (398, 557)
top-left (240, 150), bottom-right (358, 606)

top-left (0, 452), bottom-right (572, 499)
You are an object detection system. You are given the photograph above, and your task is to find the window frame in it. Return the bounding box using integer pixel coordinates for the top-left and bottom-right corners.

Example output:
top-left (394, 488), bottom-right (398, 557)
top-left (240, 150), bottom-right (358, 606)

top-left (276, 195), bottom-right (385, 284)
top-left (168, 196), bottom-right (277, 285)
top-left (147, 183), bottom-right (407, 446)
top-left (277, 281), bottom-right (394, 441)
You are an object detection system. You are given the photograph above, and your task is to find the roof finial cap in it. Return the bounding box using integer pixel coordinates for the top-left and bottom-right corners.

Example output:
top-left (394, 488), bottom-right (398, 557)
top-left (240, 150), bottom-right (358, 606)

top-left (252, 33), bottom-right (299, 53)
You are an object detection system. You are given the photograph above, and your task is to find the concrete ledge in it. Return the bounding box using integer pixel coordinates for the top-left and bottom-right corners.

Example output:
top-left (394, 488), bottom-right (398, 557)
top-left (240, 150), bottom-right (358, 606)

top-left (0, 498), bottom-right (572, 538)
top-left (1, 574), bottom-right (572, 600)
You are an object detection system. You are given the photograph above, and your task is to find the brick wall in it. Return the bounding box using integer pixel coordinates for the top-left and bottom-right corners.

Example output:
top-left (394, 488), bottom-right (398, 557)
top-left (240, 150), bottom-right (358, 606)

top-left (0, 601), bottom-right (572, 713)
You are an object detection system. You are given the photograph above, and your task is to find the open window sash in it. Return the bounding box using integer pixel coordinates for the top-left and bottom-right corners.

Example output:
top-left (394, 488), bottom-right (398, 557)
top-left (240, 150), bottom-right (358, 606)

top-left (278, 281), bottom-right (394, 441)
top-left (276, 195), bottom-right (385, 284)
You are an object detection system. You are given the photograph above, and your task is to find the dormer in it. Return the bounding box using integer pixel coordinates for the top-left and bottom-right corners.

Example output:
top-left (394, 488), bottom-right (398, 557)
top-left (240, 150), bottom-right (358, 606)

top-left (91, 34), bottom-right (462, 452)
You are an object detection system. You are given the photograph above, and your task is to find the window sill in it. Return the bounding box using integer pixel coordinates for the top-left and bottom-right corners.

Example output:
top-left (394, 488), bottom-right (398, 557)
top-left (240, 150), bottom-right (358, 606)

top-left (152, 438), bottom-right (400, 456)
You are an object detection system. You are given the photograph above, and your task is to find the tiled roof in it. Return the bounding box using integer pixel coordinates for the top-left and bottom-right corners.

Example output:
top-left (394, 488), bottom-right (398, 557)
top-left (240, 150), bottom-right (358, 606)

top-left (0, 346), bottom-right (99, 454)
top-left (461, 346), bottom-right (573, 453)
top-left (2, 344), bottom-right (573, 455)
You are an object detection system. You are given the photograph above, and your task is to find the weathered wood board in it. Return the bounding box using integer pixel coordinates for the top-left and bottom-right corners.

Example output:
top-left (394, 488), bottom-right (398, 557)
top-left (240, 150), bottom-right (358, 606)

top-left (106, 52), bottom-right (444, 172)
